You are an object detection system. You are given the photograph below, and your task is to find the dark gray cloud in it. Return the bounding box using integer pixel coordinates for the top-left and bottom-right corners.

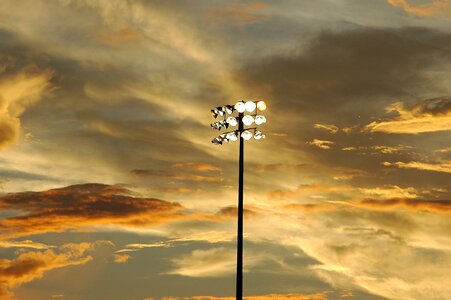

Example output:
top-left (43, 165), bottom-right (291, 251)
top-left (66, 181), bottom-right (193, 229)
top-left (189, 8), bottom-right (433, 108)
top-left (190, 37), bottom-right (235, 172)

top-left (0, 183), bottom-right (184, 239)
top-left (234, 26), bottom-right (451, 189)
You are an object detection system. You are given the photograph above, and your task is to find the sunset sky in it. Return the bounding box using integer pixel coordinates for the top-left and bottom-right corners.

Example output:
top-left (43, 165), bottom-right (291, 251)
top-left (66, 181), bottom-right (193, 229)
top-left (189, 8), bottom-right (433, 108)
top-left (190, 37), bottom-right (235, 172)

top-left (0, 1), bottom-right (451, 299)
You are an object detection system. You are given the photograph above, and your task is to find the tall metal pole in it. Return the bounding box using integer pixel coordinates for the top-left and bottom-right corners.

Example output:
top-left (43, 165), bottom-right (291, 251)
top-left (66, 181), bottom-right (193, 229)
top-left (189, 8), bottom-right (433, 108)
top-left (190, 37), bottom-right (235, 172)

top-left (236, 112), bottom-right (244, 300)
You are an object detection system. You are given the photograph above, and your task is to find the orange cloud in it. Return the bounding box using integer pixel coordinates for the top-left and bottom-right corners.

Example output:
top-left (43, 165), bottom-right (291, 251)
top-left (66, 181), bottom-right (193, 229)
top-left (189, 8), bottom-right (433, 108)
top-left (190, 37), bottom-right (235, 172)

top-left (268, 184), bottom-right (350, 201)
top-left (0, 241), bottom-right (107, 299)
top-left (0, 68), bottom-right (52, 149)
top-left (206, 2), bottom-right (271, 26)
top-left (307, 139), bottom-right (334, 150)
top-left (131, 169), bottom-right (221, 183)
top-left (113, 254), bottom-right (131, 264)
top-left (172, 162), bottom-right (221, 172)
top-left (387, 0), bottom-right (451, 17)
top-left (383, 160), bottom-right (451, 173)
top-left (358, 198), bottom-right (451, 213)
top-left (94, 27), bottom-right (139, 45)
top-left (0, 183), bottom-right (184, 240)
top-left (365, 97), bottom-right (451, 134)
top-left (314, 123), bottom-right (339, 134)
top-left (158, 293), bottom-right (329, 300)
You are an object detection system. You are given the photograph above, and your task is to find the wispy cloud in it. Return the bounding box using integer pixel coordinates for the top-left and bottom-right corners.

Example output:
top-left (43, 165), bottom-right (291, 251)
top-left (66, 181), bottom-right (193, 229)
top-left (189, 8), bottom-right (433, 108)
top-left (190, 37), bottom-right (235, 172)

top-left (0, 241), bottom-right (110, 298)
top-left (0, 68), bottom-right (52, 149)
top-left (314, 123), bottom-right (339, 134)
top-left (307, 139), bottom-right (334, 149)
top-left (205, 2), bottom-right (271, 26)
top-left (0, 239), bottom-right (53, 250)
top-left (365, 97), bottom-right (451, 134)
top-left (387, 0), bottom-right (451, 18)
top-left (166, 247), bottom-right (236, 277)
top-left (382, 160), bottom-right (451, 173)
top-left (113, 253), bottom-right (131, 264)
top-left (159, 293), bottom-right (329, 300)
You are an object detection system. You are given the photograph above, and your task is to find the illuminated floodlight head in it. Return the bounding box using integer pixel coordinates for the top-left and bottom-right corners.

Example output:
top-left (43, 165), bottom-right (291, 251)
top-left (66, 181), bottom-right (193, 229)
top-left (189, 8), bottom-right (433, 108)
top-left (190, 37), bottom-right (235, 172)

top-left (234, 101), bottom-right (246, 113)
top-left (220, 120), bottom-right (229, 129)
top-left (254, 115), bottom-right (266, 125)
top-left (242, 115), bottom-right (254, 126)
top-left (216, 106), bottom-right (225, 117)
top-left (227, 116), bottom-right (238, 127)
top-left (212, 137), bottom-right (223, 145)
top-left (219, 133), bottom-right (229, 142)
top-left (241, 130), bottom-right (252, 140)
top-left (254, 130), bottom-right (266, 140)
top-left (245, 101), bottom-right (256, 112)
top-left (257, 100), bottom-right (267, 111)
top-left (225, 105), bottom-right (234, 115)
top-left (226, 131), bottom-right (238, 141)
top-left (210, 122), bottom-right (219, 130)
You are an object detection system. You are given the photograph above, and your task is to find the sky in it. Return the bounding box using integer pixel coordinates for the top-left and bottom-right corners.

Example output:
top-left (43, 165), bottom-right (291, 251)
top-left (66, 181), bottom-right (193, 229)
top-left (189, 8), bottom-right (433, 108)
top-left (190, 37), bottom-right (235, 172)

top-left (0, 0), bottom-right (450, 299)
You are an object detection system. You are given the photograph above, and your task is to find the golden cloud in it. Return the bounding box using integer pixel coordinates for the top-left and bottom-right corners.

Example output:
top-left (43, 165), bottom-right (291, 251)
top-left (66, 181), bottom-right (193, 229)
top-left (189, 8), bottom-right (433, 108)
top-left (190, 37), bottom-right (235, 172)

top-left (158, 293), bottom-right (329, 300)
top-left (307, 139), bottom-right (334, 150)
top-left (388, 0), bottom-right (451, 18)
top-left (358, 198), bottom-right (451, 213)
top-left (383, 160), bottom-right (451, 173)
top-left (206, 2), bottom-right (271, 26)
top-left (0, 241), bottom-right (107, 299)
top-left (0, 183), bottom-right (184, 240)
top-left (171, 162), bottom-right (221, 172)
top-left (113, 254), bottom-right (131, 264)
top-left (365, 97), bottom-right (451, 134)
top-left (314, 123), bottom-right (339, 134)
top-left (0, 68), bottom-right (52, 149)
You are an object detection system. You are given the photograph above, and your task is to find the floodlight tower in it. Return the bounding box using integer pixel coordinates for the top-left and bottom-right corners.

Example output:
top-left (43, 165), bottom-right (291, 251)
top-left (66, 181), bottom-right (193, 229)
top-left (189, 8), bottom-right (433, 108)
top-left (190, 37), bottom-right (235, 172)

top-left (210, 100), bottom-right (267, 300)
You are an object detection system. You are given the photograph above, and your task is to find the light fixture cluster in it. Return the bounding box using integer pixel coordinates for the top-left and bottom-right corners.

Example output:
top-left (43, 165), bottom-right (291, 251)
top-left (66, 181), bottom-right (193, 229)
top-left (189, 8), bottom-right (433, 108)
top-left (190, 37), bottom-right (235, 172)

top-left (210, 100), bottom-right (267, 145)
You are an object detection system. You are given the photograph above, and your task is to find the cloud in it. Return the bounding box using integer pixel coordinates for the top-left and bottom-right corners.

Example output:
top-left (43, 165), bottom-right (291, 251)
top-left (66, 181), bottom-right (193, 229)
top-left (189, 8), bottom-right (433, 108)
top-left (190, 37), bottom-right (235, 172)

top-left (0, 240), bottom-right (52, 250)
top-left (205, 2), bottom-right (271, 26)
top-left (171, 162), bottom-right (221, 172)
top-left (436, 147), bottom-right (451, 153)
top-left (0, 241), bottom-right (107, 299)
top-left (307, 139), bottom-right (334, 150)
top-left (357, 198), bottom-right (451, 213)
top-left (0, 68), bottom-right (52, 149)
top-left (117, 231), bottom-right (237, 253)
top-left (167, 247), bottom-right (236, 277)
top-left (0, 183), bottom-right (184, 239)
top-left (387, 0), bottom-right (451, 18)
top-left (359, 185), bottom-right (419, 199)
top-left (130, 168), bottom-right (221, 183)
top-left (383, 160), bottom-right (451, 173)
top-left (216, 206), bottom-right (257, 219)
top-left (160, 293), bottom-right (329, 300)
top-left (365, 97), bottom-right (451, 134)
top-left (314, 124), bottom-right (339, 134)
top-left (113, 254), bottom-right (130, 264)
top-left (94, 27), bottom-right (139, 45)
top-left (268, 184), bottom-right (351, 201)
top-left (341, 145), bottom-right (412, 154)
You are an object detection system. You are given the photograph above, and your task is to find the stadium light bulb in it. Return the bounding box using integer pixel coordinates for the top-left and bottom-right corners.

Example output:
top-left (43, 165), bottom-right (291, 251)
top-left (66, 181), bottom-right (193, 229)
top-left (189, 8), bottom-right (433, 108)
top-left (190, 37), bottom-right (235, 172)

top-left (227, 116), bottom-right (238, 127)
top-left (257, 101), bottom-right (266, 111)
top-left (245, 101), bottom-right (256, 112)
top-left (254, 130), bottom-right (265, 140)
top-left (242, 115), bottom-right (254, 126)
top-left (254, 115), bottom-right (266, 125)
top-left (241, 130), bottom-right (252, 140)
top-left (227, 132), bottom-right (238, 141)
top-left (235, 101), bottom-right (246, 113)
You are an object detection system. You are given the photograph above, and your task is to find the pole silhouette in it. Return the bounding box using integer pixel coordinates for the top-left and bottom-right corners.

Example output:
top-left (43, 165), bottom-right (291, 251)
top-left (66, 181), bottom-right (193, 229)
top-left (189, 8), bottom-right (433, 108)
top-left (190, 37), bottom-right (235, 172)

top-left (210, 101), bottom-right (267, 300)
top-left (236, 112), bottom-right (244, 300)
